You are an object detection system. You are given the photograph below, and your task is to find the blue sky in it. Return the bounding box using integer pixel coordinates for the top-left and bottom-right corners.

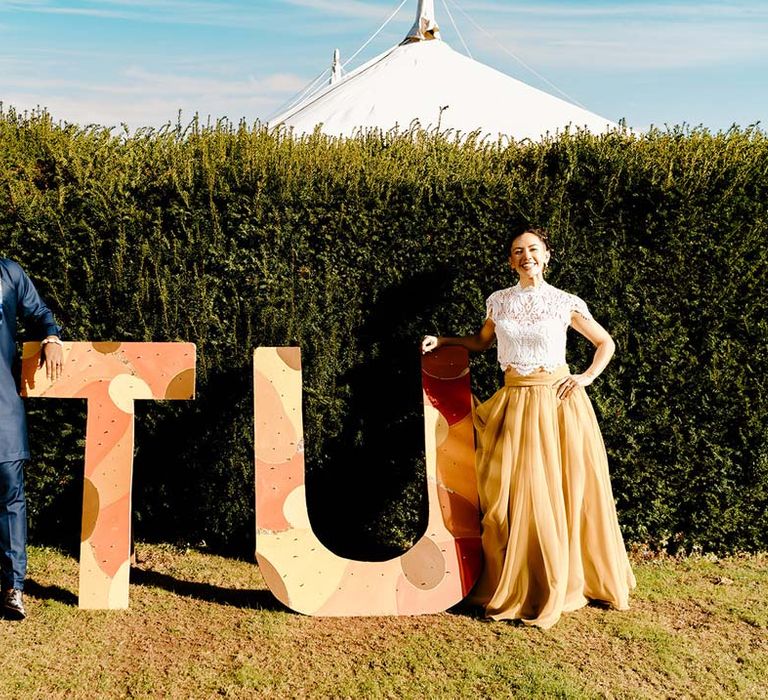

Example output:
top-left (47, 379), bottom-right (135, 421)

top-left (0, 0), bottom-right (766, 132)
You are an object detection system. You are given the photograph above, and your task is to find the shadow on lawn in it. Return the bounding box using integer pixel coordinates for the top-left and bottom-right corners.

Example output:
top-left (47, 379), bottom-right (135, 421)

top-left (130, 567), bottom-right (287, 612)
top-left (25, 579), bottom-right (78, 606)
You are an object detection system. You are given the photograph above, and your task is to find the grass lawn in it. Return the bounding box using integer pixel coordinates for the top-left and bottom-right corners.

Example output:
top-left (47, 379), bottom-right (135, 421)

top-left (0, 544), bottom-right (765, 699)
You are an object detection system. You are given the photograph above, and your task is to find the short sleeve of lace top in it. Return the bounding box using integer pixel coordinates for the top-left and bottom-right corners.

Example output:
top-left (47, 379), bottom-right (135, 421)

top-left (569, 294), bottom-right (593, 322)
top-left (485, 290), bottom-right (507, 320)
top-left (485, 293), bottom-right (496, 320)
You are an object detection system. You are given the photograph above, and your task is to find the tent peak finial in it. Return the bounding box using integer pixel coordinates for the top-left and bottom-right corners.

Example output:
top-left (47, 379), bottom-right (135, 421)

top-left (402, 0), bottom-right (441, 44)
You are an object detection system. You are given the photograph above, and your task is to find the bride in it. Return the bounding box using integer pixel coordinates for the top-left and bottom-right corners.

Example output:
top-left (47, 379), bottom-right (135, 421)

top-left (422, 228), bottom-right (635, 628)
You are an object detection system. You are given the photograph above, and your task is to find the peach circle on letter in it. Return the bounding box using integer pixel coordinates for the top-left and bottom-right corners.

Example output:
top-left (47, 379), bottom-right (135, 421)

top-left (108, 374), bottom-right (153, 414)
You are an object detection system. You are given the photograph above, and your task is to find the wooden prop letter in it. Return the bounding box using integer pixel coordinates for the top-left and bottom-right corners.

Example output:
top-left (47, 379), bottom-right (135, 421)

top-left (21, 342), bottom-right (196, 609)
top-left (253, 346), bottom-right (482, 616)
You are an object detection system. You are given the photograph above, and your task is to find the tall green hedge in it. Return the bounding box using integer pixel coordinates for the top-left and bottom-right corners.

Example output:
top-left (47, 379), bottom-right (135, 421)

top-left (1, 106), bottom-right (766, 556)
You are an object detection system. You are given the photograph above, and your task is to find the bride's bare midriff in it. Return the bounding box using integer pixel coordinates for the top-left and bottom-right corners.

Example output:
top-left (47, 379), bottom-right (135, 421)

top-left (503, 365), bottom-right (568, 377)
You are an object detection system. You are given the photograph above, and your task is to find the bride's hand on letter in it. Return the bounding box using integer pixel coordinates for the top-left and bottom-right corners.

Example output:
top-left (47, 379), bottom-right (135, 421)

top-left (556, 373), bottom-right (593, 400)
top-left (421, 335), bottom-right (440, 354)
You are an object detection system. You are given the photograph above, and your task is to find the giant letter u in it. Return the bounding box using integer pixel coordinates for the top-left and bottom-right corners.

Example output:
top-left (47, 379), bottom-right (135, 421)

top-left (253, 346), bottom-right (482, 616)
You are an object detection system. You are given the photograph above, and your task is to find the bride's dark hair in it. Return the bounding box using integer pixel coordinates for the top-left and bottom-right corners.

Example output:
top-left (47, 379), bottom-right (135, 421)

top-left (509, 227), bottom-right (553, 253)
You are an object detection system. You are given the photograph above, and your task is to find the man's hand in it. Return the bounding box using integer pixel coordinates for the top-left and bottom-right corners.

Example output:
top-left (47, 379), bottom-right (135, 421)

top-left (40, 336), bottom-right (64, 381)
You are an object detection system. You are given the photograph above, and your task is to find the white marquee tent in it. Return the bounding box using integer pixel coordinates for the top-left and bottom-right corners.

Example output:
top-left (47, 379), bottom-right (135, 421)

top-left (269, 0), bottom-right (617, 141)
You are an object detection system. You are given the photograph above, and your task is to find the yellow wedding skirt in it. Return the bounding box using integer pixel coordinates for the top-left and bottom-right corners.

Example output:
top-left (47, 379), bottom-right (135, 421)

top-left (470, 366), bottom-right (636, 629)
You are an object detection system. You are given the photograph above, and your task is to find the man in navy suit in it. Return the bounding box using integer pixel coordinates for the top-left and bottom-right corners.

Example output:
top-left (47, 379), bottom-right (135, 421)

top-left (0, 259), bottom-right (63, 619)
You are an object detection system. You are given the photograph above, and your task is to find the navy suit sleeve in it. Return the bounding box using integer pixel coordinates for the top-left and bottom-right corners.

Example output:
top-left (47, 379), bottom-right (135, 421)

top-left (13, 263), bottom-right (61, 339)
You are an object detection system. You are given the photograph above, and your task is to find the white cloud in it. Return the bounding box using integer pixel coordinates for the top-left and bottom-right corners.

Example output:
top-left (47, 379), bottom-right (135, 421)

top-left (85, 0), bottom-right (235, 10)
top-left (0, 0), bottom-right (279, 28)
top-left (2, 91), bottom-right (284, 128)
top-left (281, 0), bottom-right (395, 21)
top-left (0, 0), bottom-right (400, 30)
top-left (459, 1), bottom-right (768, 20)
top-left (0, 65), bottom-right (306, 128)
top-left (119, 67), bottom-right (305, 97)
top-left (495, 27), bottom-right (765, 71)
top-left (442, 1), bottom-right (768, 71)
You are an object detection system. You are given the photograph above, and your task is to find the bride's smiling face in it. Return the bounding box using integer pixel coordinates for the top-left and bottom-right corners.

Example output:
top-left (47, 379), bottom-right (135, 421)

top-left (509, 232), bottom-right (550, 280)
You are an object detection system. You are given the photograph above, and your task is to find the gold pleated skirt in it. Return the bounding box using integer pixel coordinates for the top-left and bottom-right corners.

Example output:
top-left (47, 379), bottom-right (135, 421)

top-left (470, 366), bottom-right (636, 629)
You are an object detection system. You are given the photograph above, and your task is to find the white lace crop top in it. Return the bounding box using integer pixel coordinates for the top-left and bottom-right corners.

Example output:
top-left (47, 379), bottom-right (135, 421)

top-left (485, 281), bottom-right (593, 375)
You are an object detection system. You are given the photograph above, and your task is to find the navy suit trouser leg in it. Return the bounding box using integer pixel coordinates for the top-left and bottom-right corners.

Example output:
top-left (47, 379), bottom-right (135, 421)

top-left (0, 460), bottom-right (27, 591)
